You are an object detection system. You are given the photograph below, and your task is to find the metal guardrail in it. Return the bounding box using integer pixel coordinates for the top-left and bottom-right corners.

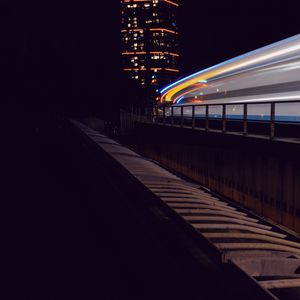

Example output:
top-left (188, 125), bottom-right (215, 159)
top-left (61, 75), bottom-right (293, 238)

top-left (151, 100), bottom-right (300, 140)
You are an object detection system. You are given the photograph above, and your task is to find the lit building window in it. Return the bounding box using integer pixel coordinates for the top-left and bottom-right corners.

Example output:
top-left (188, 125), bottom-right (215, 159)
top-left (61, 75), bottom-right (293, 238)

top-left (121, 0), bottom-right (179, 90)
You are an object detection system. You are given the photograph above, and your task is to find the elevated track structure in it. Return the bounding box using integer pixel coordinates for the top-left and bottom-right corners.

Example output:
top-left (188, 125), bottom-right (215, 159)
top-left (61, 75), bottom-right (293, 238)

top-left (74, 120), bottom-right (300, 300)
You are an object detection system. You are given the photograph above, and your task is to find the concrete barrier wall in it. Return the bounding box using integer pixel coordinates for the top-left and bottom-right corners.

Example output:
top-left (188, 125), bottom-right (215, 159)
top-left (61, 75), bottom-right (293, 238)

top-left (132, 122), bottom-right (300, 235)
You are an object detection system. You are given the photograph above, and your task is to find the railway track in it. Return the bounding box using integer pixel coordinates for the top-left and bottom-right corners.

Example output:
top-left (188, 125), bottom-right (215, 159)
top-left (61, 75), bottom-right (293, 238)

top-left (74, 120), bottom-right (300, 300)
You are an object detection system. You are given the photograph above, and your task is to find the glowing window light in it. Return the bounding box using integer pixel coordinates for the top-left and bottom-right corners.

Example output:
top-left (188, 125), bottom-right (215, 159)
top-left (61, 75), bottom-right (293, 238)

top-left (150, 51), bottom-right (179, 57)
top-left (123, 67), bottom-right (149, 71)
top-left (165, 68), bottom-right (179, 72)
top-left (151, 68), bottom-right (163, 72)
top-left (121, 29), bottom-right (144, 32)
top-left (167, 52), bottom-right (179, 57)
top-left (164, 0), bottom-right (178, 6)
top-left (122, 51), bottom-right (179, 57)
top-left (149, 28), bottom-right (178, 35)
top-left (122, 52), bottom-right (147, 55)
top-left (122, 0), bottom-right (179, 6)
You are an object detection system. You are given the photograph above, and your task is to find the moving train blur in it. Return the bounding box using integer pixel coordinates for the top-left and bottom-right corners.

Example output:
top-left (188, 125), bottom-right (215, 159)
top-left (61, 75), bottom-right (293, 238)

top-left (160, 34), bottom-right (300, 122)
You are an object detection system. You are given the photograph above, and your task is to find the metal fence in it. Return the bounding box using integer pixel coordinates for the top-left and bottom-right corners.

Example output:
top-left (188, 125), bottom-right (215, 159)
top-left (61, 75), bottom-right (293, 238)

top-left (151, 100), bottom-right (300, 140)
top-left (120, 108), bottom-right (152, 133)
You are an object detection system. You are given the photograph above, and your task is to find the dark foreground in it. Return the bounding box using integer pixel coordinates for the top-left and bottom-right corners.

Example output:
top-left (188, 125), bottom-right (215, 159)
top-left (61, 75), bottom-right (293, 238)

top-left (9, 112), bottom-right (242, 300)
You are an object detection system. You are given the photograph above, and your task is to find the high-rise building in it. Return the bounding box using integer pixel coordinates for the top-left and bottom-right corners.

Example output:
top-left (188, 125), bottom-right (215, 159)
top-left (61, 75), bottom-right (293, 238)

top-left (120, 0), bottom-right (180, 102)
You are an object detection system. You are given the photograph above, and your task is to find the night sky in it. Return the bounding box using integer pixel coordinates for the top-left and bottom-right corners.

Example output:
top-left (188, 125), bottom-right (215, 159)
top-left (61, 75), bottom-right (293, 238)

top-left (180, 1), bottom-right (300, 75)
top-left (2, 0), bottom-right (300, 117)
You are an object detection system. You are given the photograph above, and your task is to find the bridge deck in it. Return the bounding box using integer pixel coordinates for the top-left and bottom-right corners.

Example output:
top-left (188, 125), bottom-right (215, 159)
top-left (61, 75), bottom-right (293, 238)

top-left (74, 120), bottom-right (300, 300)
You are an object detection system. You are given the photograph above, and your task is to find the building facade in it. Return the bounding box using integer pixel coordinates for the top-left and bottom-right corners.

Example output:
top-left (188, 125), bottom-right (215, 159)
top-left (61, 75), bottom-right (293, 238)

top-left (120, 0), bottom-right (180, 102)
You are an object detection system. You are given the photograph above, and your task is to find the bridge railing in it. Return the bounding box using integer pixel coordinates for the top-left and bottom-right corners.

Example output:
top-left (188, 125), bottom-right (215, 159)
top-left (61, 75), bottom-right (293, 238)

top-left (151, 100), bottom-right (300, 140)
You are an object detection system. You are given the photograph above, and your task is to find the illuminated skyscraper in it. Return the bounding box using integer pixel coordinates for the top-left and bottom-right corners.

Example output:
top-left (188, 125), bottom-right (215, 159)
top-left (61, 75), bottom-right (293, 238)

top-left (120, 0), bottom-right (179, 101)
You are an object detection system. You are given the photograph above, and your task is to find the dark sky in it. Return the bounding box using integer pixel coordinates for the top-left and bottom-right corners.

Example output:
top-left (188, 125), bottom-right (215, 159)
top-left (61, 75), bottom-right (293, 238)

top-left (180, 1), bottom-right (300, 75)
top-left (2, 0), bottom-right (123, 117)
top-left (2, 0), bottom-right (299, 117)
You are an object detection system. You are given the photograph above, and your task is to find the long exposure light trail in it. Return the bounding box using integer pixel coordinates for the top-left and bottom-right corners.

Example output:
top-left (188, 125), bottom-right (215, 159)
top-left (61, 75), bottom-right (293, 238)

top-left (161, 34), bottom-right (300, 105)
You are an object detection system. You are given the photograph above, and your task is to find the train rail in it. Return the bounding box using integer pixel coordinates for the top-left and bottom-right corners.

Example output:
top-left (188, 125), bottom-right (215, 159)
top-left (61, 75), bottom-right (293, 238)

top-left (74, 120), bottom-right (300, 300)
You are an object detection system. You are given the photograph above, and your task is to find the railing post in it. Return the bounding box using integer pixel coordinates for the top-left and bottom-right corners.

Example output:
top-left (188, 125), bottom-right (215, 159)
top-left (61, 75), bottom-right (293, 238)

top-left (243, 104), bottom-right (248, 136)
top-left (163, 106), bottom-right (166, 125)
top-left (222, 104), bottom-right (226, 133)
top-left (180, 106), bottom-right (184, 127)
top-left (171, 106), bottom-right (174, 126)
top-left (270, 102), bottom-right (275, 140)
top-left (205, 105), bottom-right (209, 131)
top-left (192, 105), bottom-right (195, 129)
